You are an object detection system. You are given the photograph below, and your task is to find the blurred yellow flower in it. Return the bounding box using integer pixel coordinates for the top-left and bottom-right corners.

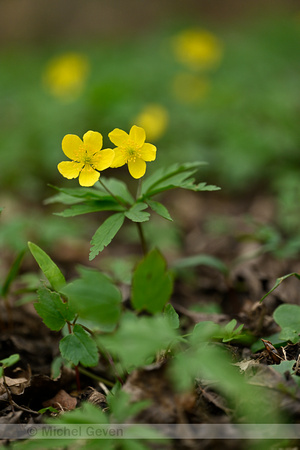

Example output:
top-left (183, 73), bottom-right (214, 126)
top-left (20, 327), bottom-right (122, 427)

top-left (43, 53), bottom-right (89, 100)
top-left (109, 125), bottom-right (156, 179)
top-left (172, 72), bottom-right (210, 103)
top-left (173, 29), bottom-right (223, 70)
top-left (134, 104), bottom-right (169, 141)
top-left (58, 131), bottom-right (114, 187)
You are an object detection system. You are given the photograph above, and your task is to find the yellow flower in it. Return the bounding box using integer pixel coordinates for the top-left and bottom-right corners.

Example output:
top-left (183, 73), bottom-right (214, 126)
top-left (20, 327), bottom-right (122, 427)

top-left (108, 125), bottom-right (156, 179)
top-left (134, 104), bottom-right (169, 141)
top-left (43, 53), bottom-right (89, 100)
top-left (172, 73), bottom-right (210, 103)
top-left (173, 29), bottom-right (223, 70)
top-left (58, 131), bottom-right (114, 187)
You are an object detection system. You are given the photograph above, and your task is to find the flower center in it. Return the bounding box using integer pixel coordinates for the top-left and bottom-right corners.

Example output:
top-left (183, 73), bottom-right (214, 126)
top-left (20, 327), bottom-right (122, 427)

top-left (122, 140), bottom-right (141, 163)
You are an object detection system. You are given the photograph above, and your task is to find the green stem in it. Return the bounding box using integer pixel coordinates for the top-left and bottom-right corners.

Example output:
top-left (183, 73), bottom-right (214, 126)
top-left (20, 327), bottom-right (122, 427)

top-left (136, 222), bottom-right (148, 255)
top-left (78, 367), bottom-right (115, 387)
top-left (99, 179), bottom-right (128, 208)
top-left (136, 178), bottom-right (148, 255)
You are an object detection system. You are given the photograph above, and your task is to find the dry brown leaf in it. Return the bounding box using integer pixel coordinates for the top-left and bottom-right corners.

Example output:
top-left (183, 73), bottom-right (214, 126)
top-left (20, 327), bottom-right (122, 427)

top-left (0, 376), bottom-right (30, 395)
top-left (42, 389), bottom-right (77, 411)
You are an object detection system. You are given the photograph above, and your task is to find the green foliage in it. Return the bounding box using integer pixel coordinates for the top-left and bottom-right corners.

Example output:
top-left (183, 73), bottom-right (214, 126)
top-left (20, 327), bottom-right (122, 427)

top-left (191, 319), bottom-right (244, 344)
top-left (131, 248), bottom-right (173, 313)
top-left (28, 242), bottom-right (66, 291)
top-left (0, 354), bottom-right (20, 377)
top-left (60, 267), bottom-right (122, 330)
top-left (260, 272), bottom-right (300, 302)
top-left (147, 199), bottom-right (173, 221)
top-left (35, 287), bottom-right (75, 331)
top-left (124, 202), bottom-right (150, 222)
top-left (140, 162), bottom-right (219, 198)
top-left (1, 249), bottom-right (26, 298)
top-left (171, 253), bottom-right (229, 277)
top-left (89, 213), bottom-right (125, 260)
top-left (59, 324), bottom-right (99, 367)
top-left (273, 304), bottom-right (300, 344)
top-left (100, 312), bottom-right (178, 370)
top-left (107, 389), bottom-right (150, 423)
top-left (163, 304), bottom-right (180, 329)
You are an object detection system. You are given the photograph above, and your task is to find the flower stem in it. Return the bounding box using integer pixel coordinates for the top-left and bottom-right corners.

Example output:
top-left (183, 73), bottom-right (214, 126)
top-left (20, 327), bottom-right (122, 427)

top-left (136, 178), bottom-right (148, 255)
top-left (99, 179), bottom-right (128, 208)
top-left (136, 222), bottom-right (148, 255)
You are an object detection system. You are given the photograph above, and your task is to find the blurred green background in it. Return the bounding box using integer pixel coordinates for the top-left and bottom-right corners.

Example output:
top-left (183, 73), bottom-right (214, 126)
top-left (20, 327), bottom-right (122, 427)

top-left (1, 0), bottom-right (300, 261)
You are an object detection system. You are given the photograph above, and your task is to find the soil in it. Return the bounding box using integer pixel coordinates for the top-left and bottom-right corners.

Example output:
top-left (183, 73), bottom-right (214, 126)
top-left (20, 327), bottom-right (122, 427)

top-left (1, 189), bottom-right (300, 449)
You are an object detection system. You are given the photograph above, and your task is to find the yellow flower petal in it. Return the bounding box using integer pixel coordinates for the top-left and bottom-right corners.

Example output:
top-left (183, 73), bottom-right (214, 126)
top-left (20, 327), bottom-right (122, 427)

top-left (140, 143), bottom-right (156, 162)
top-left (62, 134), bottom-right (83, 161)
top-left (128, 158), bottom-right (146, 179)
top-left (57, 161), bottom-right (83, 179)
top-left (83, 130), bottom-right (103, 153)
top-left (110, 150), bottom-right (127, 168)
top-left (108, 128), bottom-right (129, 146)
top-left (78, 165), bottom-right (100, 187)
top-left (129, 125), bottom-right (145, 147)
top-left (92, 149), bottom-right (115, 171)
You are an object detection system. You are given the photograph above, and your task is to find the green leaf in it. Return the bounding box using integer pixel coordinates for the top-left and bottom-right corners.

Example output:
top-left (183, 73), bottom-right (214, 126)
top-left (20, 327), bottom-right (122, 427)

top-left (60, 267), bottom-right (122, 330)
top-left (1, 249), bottom-right (26, 297)
top-left (35, 287), bottom-right (75, 331)
top-left (131, 248), bottom-right (173, 313)
top-left (107, 390), bottom-right (150, 423)
top-left (260, 272), bottom-right (300, 302)
top-left (124, 202), bottom-right (150, 222)
top-left (100, 312), bottom-right (178, 369)
top-left (55, 201), bottom-right (124, 217)
top-left (0, 354), bottom-right (20, 368)
top-left (59, 324), bottom-right (99, 367)
top-left (171, 254), bottom-right (229, 277)
top-left (147, 200), bottom-right (173, 221)
top-left (142, 162), bottom-right (204, 195)
top-left (163, 304), bottom-right (180, 329)
top-left (98, 177), bottom-right (134, 204)
top-left (48, 185), bottom-right (111, 201)
top-left (274, 304), bottom-right (300, 332)
top-left (89, 212), bottom-right (125, 260)
top-left (273, 304), bottom-right (300, 343)
top-left (28, 242), bottom-right (66, 291)
top-left (141, 162), bottom-right (220, 197)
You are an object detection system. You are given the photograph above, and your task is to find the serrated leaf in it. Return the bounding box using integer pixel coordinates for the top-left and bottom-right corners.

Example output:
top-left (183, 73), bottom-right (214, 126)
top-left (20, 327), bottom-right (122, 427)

top-left (147, 200), bottom-right (173, 221)
top-left (89, 213), bottom-right (125, 260)
top-left (142, 162), bottom-right (204, 194)
top-left (131, 248), bottom-right (173, 313)
top-left (164, 304), bottom-right (180, 329)
top-left (141, 162), bottom-right (217, 197)
top-left (48, 185), bottom-right (110, 201)
top-left (192, 182), bottom-right (221, 192)
top-left (35, 287), bottom-right (74, 331)
top-left (124, 202), bottom-right (150, 222)
top-left (60, 267), bottom-right (122, 330)
top-left (28, 242), bottom-right (66, 291)
top-left (55, 201), bottom-right (123, 217)
top-left (59, 324), bottom-right (99, 367)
